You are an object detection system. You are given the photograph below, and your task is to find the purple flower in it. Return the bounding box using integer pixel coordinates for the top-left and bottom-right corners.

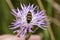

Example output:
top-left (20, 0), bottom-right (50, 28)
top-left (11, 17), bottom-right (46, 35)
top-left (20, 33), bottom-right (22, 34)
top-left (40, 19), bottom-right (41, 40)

top-left (9, 4), bottom-right (48, 37)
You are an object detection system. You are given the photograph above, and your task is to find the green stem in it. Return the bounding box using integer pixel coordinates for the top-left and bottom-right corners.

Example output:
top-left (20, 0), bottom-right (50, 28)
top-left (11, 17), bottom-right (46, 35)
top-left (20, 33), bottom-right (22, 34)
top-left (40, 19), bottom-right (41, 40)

top-left (37, 0), bottom-right (55, 40)
top-left (25, 27), bottom-right (39, 40)
top-left (37, 0), bottom-right (44, 10)
top-left (6, 0), bottom-right (14, 9)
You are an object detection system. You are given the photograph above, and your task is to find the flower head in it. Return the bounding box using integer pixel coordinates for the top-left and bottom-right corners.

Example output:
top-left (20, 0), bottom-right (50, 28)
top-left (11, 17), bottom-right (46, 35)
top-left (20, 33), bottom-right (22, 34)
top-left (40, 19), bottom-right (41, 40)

top-left (9, 4), bottom-right (48, 37)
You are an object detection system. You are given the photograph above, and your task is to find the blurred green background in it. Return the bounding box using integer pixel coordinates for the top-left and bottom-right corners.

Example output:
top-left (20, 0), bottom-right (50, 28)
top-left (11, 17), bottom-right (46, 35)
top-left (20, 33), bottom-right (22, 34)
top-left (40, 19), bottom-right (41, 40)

top-left (0, 0), bottom-right (60, 40)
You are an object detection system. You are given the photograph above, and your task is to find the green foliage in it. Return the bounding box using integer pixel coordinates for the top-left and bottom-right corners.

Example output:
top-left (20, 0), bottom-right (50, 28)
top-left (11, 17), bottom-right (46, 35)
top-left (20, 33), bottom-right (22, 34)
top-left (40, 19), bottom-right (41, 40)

top-left (0, 0), bottom-right (13, 34)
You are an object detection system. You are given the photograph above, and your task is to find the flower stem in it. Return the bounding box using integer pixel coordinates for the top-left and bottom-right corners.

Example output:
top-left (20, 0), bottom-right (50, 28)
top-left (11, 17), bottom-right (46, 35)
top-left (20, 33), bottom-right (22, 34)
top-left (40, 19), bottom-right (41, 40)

top-left (25, 27), bottom-right (39, 40)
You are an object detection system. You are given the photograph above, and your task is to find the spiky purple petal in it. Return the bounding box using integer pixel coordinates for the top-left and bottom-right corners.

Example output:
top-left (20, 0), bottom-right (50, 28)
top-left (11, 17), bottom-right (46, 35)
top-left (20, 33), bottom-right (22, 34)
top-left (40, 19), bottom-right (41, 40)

top-left (10, 4), bottom-right (48, 37)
